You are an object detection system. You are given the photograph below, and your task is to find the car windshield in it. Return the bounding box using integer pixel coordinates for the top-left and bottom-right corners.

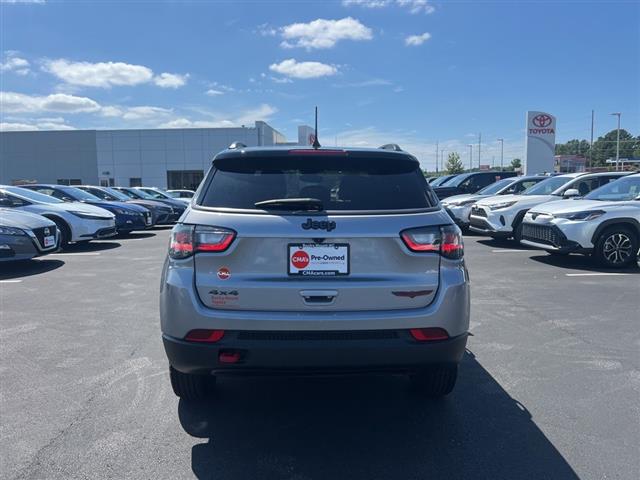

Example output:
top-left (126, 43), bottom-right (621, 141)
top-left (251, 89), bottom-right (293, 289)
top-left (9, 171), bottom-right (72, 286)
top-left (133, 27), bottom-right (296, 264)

top-left (477, 178), bottom-right (516, 195)
top-left (118, 188), bottom-right (150, 199)
top-left (142, 189), bottom-right (171, 199)
top-left (585, 176), bottom-right (640, 201)
top-left (442, 173), bottom-right (473, 187)
top-left (63, 187), bottom-right (102, 201)
top-left (522, 176), bottom-right (573, 196)
top-left (5, 186), bottom-right (64, 204)
top-left (431, 175), bottom-right (454, 187)
top-left (200, 154), bottom-right (435, 212)
top-left (103, 188), bottom-right (133, 201)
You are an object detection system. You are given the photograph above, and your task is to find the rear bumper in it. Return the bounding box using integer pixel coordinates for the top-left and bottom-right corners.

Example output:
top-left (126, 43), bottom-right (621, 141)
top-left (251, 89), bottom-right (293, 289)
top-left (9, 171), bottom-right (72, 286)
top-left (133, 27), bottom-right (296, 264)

top-left (163, 331), bottom-right (468, 375)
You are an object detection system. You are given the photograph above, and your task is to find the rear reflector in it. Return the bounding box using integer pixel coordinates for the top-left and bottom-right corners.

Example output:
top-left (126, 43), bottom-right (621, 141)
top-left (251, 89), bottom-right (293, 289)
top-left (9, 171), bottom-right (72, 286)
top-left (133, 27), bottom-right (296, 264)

top-left (219, 351), bottom-right (242, 364)
top-left (184, 329), bottom-right (225, 343)
top-left (409, 328), bottom-right (449, 342)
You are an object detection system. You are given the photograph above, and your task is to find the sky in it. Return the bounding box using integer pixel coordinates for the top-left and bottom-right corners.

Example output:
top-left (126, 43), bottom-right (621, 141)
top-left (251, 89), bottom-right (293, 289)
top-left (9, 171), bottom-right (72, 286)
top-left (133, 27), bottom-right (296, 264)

top-left (1, 0), bottom-right (639, 170)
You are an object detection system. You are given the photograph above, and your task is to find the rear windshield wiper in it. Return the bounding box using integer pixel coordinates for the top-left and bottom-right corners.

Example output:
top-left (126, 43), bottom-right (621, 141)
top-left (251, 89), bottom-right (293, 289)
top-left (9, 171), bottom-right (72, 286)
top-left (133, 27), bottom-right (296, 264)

top-left (254, 197), bottom-right (324, 211)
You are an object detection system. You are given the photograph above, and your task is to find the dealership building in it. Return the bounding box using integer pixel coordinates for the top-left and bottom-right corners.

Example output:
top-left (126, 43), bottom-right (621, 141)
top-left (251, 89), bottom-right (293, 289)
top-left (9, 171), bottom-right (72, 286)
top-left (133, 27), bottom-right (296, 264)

top-left (0, 122), bottom-right (314, 190)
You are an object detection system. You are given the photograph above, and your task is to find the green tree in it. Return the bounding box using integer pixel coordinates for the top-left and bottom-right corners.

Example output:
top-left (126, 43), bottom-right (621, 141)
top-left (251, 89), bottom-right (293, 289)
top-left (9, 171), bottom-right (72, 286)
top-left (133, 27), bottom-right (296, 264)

top-left (510, 158), bottom-right (522, 170)
top-left (555, 139), bottom-right (590, 156)
top-left (445, 152), bottom-right (464, 174)
top-left (590, 129), bottom-right (639, 166)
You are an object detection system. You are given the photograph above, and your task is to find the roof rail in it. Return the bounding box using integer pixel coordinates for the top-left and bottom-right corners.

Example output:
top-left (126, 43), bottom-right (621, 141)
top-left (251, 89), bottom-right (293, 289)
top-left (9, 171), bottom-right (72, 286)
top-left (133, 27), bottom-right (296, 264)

top-left (228, 142), bottom-right (247, 150)
top-left (379, 143), bottom-right (403, 152)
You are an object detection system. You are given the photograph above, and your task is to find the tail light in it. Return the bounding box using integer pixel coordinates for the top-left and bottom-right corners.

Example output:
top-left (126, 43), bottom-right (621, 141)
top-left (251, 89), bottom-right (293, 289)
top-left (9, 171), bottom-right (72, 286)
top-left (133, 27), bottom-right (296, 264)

top-left (401, 225), bottom-right (463, 259)
top-left (169, 224), bottom-right (235, 259)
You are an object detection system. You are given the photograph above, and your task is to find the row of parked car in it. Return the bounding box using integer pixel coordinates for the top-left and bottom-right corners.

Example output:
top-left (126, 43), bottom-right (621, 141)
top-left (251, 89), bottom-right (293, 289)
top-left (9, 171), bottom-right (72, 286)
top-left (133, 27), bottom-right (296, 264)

top-left (0, 184), bottom-right (195, 262)
top-left (433, 171), bottom-right (640, 268)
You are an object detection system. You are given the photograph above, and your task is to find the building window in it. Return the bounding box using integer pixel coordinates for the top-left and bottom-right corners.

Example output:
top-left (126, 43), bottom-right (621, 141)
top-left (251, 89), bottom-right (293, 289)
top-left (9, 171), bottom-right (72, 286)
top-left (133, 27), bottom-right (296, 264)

top-left (129, 177), bottom-right (142, 187)
top-left (167, 170), bottom-right (204, 191)
top-left (57, 178), bottom-right (82, 185)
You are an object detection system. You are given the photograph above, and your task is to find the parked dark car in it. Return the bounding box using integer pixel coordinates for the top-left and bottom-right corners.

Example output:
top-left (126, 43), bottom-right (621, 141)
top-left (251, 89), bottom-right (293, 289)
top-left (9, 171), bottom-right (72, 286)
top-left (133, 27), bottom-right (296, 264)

top-left (20, 184), bottom-right (152, 234)
top-left (77, 186), bottom-right (175, 225)
top-left (0, 207), bottom-right (59, 261)
top-left (429, 174), bottom-right (459, 187)
top-left (432, 171), bottom-right (517, 199)
top-left (112, 187), bottom-right (186, 221)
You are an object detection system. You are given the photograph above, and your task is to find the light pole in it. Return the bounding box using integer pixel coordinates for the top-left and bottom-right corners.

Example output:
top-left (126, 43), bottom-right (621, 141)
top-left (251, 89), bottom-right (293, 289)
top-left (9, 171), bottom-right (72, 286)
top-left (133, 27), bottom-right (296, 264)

top-left (467, 144), bottom-right (473, 171)
top-left (441, 150), bottom-right (446, 172)
top-left (478, 133), bottom-right (482, 169)
top-left (610, 112), bottom-right (621, 171)
top-left (497, 138), bottom-right (504, 170)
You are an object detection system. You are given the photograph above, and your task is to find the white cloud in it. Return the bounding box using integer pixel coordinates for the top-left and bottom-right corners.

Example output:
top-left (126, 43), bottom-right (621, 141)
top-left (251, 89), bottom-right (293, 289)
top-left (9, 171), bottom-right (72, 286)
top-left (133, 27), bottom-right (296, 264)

top-left (98, 105), bottom-right (173, 120)
top-left (280, 17), bottom-right (373, 50)
top-left (270, 76), bottom-right (293, 84)
top-left (158, 104), bottom-right (277, 129)
top-left (0, 91), bottom-right (101, 113)
top-left (333, 78), bottom-right (392, 88)
top-left (343, 0), bottom-right (434, 14)
top-left (205, 89), bottom-right (224, 96)
top-left (405, 32), bottom-right (432, 46)
top-left (42, 59), bottom-right (189, 89)
top-left (153, 72), bottom-right (189, 88)
top-left (43, 59), bottom-right (153, 88)
top-left (0, 0), bottom-right (46, 3)
top-left (397, 0), bottom-right (434, 14)
top-left (269, 59), bottom-right (337, 79)
top-left (256, 23), bottom-right (277, 36)
top-left (0, 118), bottom-right (75, 132)
top-left (0, 55), bottom-right (30, 75)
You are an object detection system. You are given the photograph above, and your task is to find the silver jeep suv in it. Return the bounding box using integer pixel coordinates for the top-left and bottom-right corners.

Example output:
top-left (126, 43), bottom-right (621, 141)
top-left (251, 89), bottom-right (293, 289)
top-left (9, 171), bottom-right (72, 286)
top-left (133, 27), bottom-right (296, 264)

top-left (160, 145), bottom-right (470, 399)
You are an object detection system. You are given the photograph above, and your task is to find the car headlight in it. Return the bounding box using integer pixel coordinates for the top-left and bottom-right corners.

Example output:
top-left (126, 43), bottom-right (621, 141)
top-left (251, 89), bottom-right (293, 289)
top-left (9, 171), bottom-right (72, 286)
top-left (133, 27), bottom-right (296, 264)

top-left (554, 210), bottom-right (605, 221)
top-left (69, 210), bottom-right (112, 220)
top-left (446, 199), bottom-right (477, 207)
top-left (0, 226), bottom-right (27, 236)
top-left (488, 200), bottom-right (518, 210)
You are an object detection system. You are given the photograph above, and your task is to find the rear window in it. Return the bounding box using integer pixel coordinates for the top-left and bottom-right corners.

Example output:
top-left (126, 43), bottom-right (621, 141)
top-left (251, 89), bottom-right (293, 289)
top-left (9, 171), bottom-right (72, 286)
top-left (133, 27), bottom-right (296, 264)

top-left (199, 155), bottom-right (435, 212)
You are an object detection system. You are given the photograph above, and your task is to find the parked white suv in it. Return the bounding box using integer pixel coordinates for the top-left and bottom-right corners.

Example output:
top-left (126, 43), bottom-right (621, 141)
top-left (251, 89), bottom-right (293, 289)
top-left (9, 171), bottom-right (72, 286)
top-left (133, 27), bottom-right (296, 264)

top-left (521, 173), bottom-right (640, 268)
top-left (469, 172), bottom-right (629, 241)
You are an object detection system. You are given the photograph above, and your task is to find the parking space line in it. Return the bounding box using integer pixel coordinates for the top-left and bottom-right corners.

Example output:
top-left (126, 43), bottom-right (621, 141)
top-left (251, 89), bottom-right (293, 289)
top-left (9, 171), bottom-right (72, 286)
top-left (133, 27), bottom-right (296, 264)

top-left (0, 279), bottom-right (23, 283)
top-left (491, 249), bottom-right (530, 253)
top-left (565, 272), bottom-right (633, 277)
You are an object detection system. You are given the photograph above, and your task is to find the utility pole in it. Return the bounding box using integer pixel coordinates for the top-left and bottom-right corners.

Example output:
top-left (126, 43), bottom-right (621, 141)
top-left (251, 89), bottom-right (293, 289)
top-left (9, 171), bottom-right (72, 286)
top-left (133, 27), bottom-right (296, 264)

top-left (589, 110), bottom-right (594, 171)
top-left (497, 138), bottom-right (504, 170)
top-left (441, 150), bottom-right (446, 172)
top-left (435, 140), bottom-right (439, 173)
top-left (478, 133), bottom-right (482, 169)
top-left (610, 112), bottom-right (621, 171)
top-left (467, 144), bottom-right (473, 171)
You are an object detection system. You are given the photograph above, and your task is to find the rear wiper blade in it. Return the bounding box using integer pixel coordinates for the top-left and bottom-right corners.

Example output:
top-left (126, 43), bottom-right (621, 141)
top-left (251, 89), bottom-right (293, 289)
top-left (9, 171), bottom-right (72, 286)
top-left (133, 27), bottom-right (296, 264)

top-left (254, 197), bottom-right (324, 211)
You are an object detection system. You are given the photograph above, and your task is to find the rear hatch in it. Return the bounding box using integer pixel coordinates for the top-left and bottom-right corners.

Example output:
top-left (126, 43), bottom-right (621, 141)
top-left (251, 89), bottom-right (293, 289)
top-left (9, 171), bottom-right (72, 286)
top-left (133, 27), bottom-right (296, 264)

top-left (187, 149), bottom-right (449, 312)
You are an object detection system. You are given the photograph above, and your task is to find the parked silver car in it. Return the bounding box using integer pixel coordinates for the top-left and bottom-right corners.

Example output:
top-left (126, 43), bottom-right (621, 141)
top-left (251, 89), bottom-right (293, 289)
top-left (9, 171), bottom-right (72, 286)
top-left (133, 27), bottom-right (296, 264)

top-left (0, 208), bottom-right (59, 262)
top-left (160, 145), bottom-right (470, 400)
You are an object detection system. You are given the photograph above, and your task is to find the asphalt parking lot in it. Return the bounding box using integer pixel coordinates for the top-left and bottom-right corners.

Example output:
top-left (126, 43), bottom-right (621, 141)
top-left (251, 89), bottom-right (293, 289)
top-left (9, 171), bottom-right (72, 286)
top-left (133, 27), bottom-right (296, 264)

top-left (1, 229), bottom-right (639, 480)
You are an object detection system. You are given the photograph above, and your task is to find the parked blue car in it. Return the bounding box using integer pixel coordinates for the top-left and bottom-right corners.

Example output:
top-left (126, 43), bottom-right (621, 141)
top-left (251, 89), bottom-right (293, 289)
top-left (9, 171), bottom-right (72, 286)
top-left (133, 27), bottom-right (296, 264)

top-left (19, 185), bottom-right (153, 234)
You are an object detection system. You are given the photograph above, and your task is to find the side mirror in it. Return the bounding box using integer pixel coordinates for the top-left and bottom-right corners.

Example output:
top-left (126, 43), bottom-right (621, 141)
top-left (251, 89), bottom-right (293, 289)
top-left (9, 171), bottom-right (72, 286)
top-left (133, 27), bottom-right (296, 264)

top-left (563, 188), bottom-right (580, 198)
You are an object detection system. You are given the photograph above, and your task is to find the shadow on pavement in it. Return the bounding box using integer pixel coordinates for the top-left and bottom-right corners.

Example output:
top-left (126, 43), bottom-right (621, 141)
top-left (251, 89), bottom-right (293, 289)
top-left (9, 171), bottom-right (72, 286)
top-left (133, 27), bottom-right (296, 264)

top-left (116, 231), bottom-right (156, 239)
top-left (529, 253), bottom-right (640, 274)
top-left (476, 238), bottom-right (533, 249)
top-left (178, 352), bottom-right (579, 480)
top-left (0, 258), bottom-right (65, 280)
top-left (63, 241), bottom-right (121, 253)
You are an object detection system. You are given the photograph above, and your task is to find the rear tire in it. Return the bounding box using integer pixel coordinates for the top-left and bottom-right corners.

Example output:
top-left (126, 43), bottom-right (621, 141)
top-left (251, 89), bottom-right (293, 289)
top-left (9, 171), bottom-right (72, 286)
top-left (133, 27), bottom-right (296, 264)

top-left (410, 365), bottom-right (458, 397)
top-left (169, 366), bottom-right (214, 400)
top-left (593, 226), bottom-right (638, 268)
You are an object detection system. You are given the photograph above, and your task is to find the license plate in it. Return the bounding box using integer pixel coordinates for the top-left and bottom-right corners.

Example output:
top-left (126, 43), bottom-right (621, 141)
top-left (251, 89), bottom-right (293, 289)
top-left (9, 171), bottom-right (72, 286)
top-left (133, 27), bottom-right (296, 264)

top-left (43, 235), bottom-right (55, 247)
top-left (288, 243), bottom-right (349, 276)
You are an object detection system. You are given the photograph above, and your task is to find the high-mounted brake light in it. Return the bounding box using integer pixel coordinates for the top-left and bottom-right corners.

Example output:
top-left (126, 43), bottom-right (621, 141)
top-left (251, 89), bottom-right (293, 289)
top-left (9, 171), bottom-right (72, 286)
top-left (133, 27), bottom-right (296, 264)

top-left (287, 149), bottom-right (346, 156)
top-left (401, 225), bottom-right (464, 259)
top-left (169, 225), bottom-right (235, 259)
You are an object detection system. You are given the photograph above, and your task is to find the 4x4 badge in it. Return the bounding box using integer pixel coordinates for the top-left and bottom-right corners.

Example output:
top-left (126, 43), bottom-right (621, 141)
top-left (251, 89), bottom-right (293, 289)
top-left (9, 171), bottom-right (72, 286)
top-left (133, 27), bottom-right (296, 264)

top-left (301, 218), bottom-right (336, 232)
